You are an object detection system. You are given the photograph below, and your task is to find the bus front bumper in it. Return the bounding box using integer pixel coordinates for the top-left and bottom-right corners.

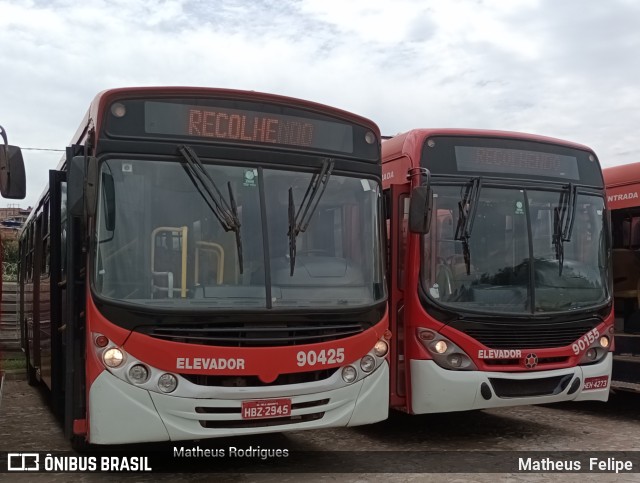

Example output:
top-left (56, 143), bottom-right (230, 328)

top-left (409, 353), bottom-right (612, 414)
top-left (87, 361), bottom-right (389, 444)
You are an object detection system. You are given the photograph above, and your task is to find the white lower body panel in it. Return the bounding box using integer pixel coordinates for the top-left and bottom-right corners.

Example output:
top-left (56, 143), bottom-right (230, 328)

top-left (409, 353), bottom-right (612, 414)
top-left (88, 362), bottom-right (389, 444)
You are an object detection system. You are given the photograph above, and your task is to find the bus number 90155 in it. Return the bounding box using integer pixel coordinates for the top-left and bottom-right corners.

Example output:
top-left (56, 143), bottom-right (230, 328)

top-left (572, 328), bottom-right (600, 355)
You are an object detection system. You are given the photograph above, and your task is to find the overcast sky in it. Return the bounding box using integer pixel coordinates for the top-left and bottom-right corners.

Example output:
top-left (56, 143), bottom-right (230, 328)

top-left (2, 0), bottom-right (640, 208)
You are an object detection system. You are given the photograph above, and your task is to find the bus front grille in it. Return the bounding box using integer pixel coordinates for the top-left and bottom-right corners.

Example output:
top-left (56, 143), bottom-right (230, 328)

top-left (449, 319), bottom-right (600, 349)
top-left (489, 375), bottom-right (573, 398)
top-left (139, 322), bottom-right (365, 347)
top-left (181, 369), bottom-right (336, 387)
top-left (198, 412), bottom-right (325, 429)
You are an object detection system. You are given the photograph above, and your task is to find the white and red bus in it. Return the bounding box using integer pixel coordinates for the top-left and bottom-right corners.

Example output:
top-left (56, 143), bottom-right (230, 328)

top-left (18, 87), bottom-right (389, 448)
top-left (383, 128), bottom-right (613, 414)
top-left (603, 162), bottom-right (640, 391)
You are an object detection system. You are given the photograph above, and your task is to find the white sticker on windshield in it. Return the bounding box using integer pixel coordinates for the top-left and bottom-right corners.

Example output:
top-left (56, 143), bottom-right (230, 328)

top-left (243, 169), bottom-right (258, 187)
top-left (122, 163), bottom-right (132, 173)
top-left (361, 179), bottom-right (371, 192)
top-left (514, 201), bottom-right (524, 215)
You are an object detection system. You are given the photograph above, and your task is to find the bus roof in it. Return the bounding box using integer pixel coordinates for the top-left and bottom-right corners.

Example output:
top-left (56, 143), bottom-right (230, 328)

top-left (382, 128), bottom-right (595, 161)
top-left (603, 162), bottom-right (640, 188)
top-left (87, 86), bottom-right (379, 138)
top-left (27, 86), bottom-right (382, 226)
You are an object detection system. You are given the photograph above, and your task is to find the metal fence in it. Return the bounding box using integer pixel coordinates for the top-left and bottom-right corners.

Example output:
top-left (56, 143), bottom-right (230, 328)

top-left (0, 281), bottom-right (20, 359)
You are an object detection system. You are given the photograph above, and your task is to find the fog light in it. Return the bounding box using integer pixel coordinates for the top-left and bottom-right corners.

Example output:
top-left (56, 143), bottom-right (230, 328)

top-left (448, 353), bottom-right (463, 368)
top-left (433, 340), bottom-right (448, 354)
top-left (341, 366), bottom-right (357, 383)
top-left (599, 336), bottom-right (610, 348)
top-left (586, 348), bottom-right (597, 361)
top-left (374, 340), bottom-right (389, 357)
top-left (103, 348), bottom-right (125, 368)
top-left (128, 364), bottom-right (149, 384)
top-left (360, 355), bottom-right (375, 373)
top-left (94, 335), bottom-right (109, 348)
top-left (158, 373), bottom-right (178, 393)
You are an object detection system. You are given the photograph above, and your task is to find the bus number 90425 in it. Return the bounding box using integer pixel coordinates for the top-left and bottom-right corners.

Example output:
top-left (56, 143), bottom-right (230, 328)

top-left (296, 348), bottom-right (345, 367)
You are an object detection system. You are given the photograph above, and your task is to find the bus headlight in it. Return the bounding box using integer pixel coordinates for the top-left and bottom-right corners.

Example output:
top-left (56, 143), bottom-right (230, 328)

top-left (448, 353), bottom-right (465, 368)
top-left (341, 366), bottom-right (357, 383)
top-left (103, 348), bottom-right (125, 368)
top-left (433, 340), bottom-right (448, 354)
top-left (373, 340), bottom-right (389, 357)
top-left (416, 328), bottom-right (477, 371)
top-left (578, 331), bottom-right (610, 365)
top-left (360, 355), bottom-right (376, 373)
top-left (128, 364), bottom-right (150, 384)
top-left (158, 373), bottom-right (178, 393)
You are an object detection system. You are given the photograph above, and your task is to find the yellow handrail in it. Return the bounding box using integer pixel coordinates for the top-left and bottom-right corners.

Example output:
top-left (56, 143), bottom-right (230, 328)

top-left (194, 241), bottom-right (225, 285)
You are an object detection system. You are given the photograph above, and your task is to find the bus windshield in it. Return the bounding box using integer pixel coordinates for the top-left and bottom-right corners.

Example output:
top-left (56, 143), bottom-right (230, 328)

top-left (94, 158), bottom-right (385, 310)
top-left (421, 184), bottom-right (609, 314)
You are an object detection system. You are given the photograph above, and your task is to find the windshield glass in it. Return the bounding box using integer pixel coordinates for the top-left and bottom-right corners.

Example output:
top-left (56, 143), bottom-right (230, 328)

top-left (422, 185), bottom-right (608, 314)
top-left (94, 158), bottom-right (385, 309)
top-left (529, 191), bottom-right (608, 311)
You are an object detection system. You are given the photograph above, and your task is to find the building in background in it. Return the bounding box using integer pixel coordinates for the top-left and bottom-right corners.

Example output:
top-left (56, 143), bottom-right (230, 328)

top-left (0, 205), bottom-right (31, 241)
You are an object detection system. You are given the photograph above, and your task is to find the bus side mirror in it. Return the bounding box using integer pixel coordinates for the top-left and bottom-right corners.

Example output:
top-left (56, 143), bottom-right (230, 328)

top-left (0, 126), bottom-right (26, 199)
top-left (408, 185), bottom-right (433, 234)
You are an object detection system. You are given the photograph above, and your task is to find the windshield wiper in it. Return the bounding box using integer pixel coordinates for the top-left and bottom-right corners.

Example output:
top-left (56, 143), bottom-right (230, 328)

top-left (178, 145), bottom-right (243, 274)
top-left (287, 159), bottom-right (334, 275)
top-left (454, 177), bottom-right (482, 275)
top-left (553, 183), bottom-right (577, 276)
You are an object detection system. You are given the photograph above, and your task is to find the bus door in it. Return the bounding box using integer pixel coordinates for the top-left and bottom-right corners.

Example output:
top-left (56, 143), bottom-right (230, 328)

top-left (49, 170), bottom-right (67, 419)
top-left (387, 183), bottom-right (410, 409)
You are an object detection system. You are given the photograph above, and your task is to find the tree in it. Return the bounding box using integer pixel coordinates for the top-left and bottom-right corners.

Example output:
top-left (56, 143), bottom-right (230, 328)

top-left (2, 238), bottom-right (19, 281)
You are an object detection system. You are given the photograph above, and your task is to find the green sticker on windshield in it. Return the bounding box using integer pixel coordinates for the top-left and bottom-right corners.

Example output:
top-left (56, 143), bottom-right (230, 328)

top-left (243, 169), bottom-right (258, 187)
top-left (515, 201), bottom-right (524, 215)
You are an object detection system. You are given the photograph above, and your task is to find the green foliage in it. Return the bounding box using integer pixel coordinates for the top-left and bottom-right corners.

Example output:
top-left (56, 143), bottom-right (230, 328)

top-left (2, 239), bottom-right (19, 281)
top-left (0, 358), bottom-right (25, 370)
top-left (2, 239), bottom-right (18, 264)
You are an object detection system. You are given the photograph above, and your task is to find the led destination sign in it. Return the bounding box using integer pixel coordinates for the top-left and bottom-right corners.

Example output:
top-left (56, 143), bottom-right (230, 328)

top-left (455, 146), bottom-right (580, 180)
top-left (144, 101), bottom-right (354, 153)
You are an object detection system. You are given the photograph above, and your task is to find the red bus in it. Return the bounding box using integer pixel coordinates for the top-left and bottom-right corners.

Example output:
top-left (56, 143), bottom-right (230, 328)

top-left (383, 129), bottom-right (613, 414)
top-left (602, 162), bottom-right (640, 391)
top-left (17, 87), bottom-right (389, 448)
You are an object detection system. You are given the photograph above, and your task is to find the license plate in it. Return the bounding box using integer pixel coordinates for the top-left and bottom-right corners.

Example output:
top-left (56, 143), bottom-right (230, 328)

top-left (583, 375), bottom-right (609, 391)
top-left (241, 398), bottom-right (292, 420)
